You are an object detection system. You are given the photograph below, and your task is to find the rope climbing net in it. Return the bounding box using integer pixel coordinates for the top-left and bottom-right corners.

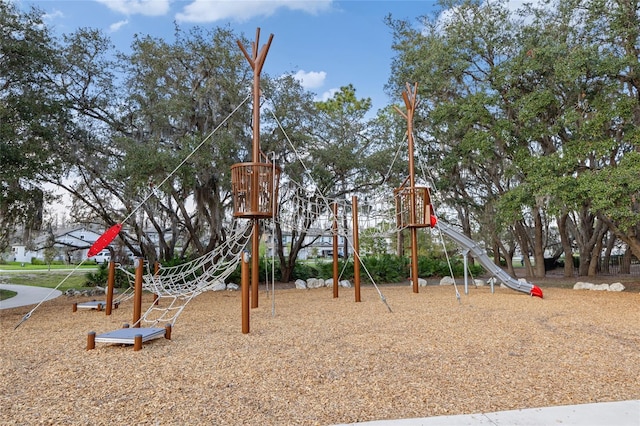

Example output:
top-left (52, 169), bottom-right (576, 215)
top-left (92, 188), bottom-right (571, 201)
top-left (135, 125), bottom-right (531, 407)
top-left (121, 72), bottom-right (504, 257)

top-left (117, 219), bottom-right (253, 327)
top-left (274, 180), bottom-right (418, 239)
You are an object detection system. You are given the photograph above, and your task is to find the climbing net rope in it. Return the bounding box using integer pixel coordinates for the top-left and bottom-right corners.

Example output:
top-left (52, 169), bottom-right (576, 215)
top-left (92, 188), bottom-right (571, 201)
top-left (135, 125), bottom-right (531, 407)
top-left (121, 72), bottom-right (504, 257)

top-left (274, 183), bottom-right (405, 238)
top-left (118, 219), bottom-right (253, 327)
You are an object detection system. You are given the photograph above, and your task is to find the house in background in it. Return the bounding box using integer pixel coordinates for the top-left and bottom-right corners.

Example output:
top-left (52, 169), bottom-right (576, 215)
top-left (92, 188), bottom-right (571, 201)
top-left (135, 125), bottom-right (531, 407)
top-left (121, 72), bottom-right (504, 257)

top-left (263, 231), bottom-right (345, 260)
top-left (7, 226), bottom-right (103, 264)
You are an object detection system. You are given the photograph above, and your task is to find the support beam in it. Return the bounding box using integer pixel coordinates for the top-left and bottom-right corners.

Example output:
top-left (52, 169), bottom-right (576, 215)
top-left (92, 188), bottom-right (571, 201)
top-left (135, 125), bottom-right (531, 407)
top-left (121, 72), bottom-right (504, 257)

top-left (241, 251), bottom-right (250, 334)
top-left (133, 258), bottom-right (143, 328)
top-left (394, 83), bottom-right (422, 293)
top-left (237, 28), bottom-right (274, 310)
top-left (332, 202), bottom-right (339, 298)
top-left (352, 196), bottom-right (361, 303)
top-left (106, 261), bottom-right (115, 315)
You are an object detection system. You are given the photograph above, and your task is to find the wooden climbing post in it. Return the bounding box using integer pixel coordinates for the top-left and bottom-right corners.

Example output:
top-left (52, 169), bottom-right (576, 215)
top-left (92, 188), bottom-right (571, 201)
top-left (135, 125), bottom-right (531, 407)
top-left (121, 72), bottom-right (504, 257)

top-left (106, 261), bottom-right (115, 315)
top-left (241, 251), bottom-right (250, 334)
top-left (133, 334), bottom-right (142, 351)
top-left (133, 258), bottom-right (143, 328)
top-left (394, 83), bottom-right (421, 293)
top-left (153, 261), bottom-right (160, 305)
top-left (332, 202), bottom-right (339, 298)
top-left (237, 28), bottom-right (274, 311)
top-left (352, 196), bottom-right (361, 302)
top-left (86, 331), bottom-right (95, 350)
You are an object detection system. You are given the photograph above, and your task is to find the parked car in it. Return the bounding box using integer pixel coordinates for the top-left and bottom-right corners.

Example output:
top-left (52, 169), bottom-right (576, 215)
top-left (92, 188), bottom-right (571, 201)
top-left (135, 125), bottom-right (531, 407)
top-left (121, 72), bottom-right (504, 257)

top-left (93, 249), bottom-right (111, 264)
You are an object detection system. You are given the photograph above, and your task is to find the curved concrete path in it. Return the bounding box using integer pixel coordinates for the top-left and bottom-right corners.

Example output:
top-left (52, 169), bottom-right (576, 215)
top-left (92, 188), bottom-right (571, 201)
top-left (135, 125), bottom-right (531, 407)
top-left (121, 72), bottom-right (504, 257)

top-left (0, 284), bottom-right (62, 310)
top-left (335, 399), bottom-right (640, 425)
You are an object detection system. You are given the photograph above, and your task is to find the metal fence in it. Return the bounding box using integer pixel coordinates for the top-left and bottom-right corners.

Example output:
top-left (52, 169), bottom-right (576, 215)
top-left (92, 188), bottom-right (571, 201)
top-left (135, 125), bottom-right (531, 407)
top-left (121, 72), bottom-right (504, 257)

top-left (596, 255), bottom-right (640, 276)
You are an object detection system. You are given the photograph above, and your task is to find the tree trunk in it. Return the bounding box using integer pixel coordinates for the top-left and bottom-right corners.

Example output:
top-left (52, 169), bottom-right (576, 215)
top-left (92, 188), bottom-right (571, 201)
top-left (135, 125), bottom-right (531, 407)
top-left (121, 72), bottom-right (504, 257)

top-left (597, 213), bottom-right (640, 263)
top-left (557, 212), bottom-right (574, 278)
top-left (172, 189), bottom-right (204, 254)
top-left (574, 207), bottom-right (607, 276)
top-left (493, 241), bottom-right (500, 266)
top-left (397, 230), bottom-right (404, 257)
top-left (621, 246), bottom-right (632, 274)
top-left (496, 238), bottom-right (516, 277)
top-left (514, 221), bottom-right (534, 277)
top-left (274, 222), bottom-right (292, 283)
top-left (587, 235), bottom-right (603, 276)
top-left (601, 232), bottom-right (616, 274)
top-left (532, 207), bottom-right (546, 277)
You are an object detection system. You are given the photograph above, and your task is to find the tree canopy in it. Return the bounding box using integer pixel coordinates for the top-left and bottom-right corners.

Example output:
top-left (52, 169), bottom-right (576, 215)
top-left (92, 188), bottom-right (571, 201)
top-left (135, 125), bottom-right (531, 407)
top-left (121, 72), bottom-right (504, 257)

top-left (2, 0), bottom-right (638, 279)
top-left (386, 0), bottom-right (640, 276)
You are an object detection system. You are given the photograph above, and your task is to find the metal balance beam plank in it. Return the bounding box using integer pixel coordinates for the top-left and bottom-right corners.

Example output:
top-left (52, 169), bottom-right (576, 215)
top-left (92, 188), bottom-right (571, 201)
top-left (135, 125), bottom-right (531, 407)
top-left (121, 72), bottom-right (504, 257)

top-left (76, 301), bottom-right (107, 310)
top-left (95, 327), bottom-right (166, 344)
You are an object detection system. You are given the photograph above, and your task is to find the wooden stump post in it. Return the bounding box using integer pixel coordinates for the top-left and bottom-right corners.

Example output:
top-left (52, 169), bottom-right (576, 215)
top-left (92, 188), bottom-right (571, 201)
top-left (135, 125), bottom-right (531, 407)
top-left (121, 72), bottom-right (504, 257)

top-left (86, 331), bottom-right (95, 350)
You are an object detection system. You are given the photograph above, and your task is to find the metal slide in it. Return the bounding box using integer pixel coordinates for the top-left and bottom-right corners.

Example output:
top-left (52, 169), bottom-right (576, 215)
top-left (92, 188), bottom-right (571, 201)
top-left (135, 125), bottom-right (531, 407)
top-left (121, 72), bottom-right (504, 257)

top-left (436, 221), bottom-right (543, 298)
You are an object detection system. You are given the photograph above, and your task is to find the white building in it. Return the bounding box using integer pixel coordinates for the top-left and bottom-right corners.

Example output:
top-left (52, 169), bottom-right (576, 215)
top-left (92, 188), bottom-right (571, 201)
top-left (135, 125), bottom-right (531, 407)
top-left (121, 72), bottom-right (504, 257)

top-left (7, 226), bottom-right (103, 263)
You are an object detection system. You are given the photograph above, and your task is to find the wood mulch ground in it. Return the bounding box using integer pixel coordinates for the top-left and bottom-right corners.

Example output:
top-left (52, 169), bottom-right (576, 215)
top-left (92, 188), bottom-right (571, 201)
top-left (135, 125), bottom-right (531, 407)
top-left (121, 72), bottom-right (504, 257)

top-left (1, 280), bottom-right (639, 425)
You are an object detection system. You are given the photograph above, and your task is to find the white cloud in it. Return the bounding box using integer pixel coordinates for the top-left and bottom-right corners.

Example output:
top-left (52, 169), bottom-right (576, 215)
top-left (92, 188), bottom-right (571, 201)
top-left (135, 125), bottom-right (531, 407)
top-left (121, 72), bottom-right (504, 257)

top-left (292, 70), bottom-right (326, 90)
top-left (95, 0), bottom-right (170, 16)
top-left (42, 10), bottom-right (64, 21)
top-left (435, 0), bottom-right (549, 31)
top-left (175, 0), bottom-right (333, 23)
top-left (109, 20), bottom-right (129, 32)
top-left (318, 88), bottom-right (338, 102)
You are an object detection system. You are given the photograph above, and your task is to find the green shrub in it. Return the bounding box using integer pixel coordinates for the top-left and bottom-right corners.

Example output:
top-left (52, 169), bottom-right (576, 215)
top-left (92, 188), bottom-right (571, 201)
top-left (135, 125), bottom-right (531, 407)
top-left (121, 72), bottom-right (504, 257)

top-left (84, 263), bottom-right (130, 288)
top-left (360, 254), bottom-right (408, 283)
top-left (157, 252), bottom-right (485, 287)
top-left (416, 255), bottom-right (484, 278)
top-left (225, 256), bottom-right (284, 284)
top-left (259, 257), bottom-right (282, 282)
top-left (292, 261), bottom-right (320, 281)
top-left (162, 256), bottom-right (192, 267)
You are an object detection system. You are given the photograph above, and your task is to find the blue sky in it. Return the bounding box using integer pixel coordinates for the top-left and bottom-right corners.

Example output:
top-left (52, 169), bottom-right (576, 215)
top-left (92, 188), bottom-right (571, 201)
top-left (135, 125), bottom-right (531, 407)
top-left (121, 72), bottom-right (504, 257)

top-left (19, 0), bottom-right (443, 114)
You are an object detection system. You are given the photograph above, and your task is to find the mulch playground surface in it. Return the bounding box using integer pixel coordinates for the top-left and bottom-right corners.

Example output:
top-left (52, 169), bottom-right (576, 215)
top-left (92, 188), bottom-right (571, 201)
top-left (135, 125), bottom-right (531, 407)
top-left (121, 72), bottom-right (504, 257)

top-left (1, 280), bottom-right (639, 425)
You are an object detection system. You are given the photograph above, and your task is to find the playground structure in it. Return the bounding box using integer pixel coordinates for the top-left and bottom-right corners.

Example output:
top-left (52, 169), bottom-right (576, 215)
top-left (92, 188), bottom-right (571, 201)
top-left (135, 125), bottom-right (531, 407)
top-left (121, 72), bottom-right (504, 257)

top-left (86, 28), bottom-right (275, 347)
top-left (437, 222), bottom-right (543, 298)
top-left (85, 217), bottom-right (253, 349)
top-left (83, 64), bottom-right (543, 349)
top-left (7, 27), bottom-right (541, 346)
top-left (82, 188), bottom-right (543, 349)
top-left (393, 82), bottom-right (437, 294)
top-left (231, 28), bottom-right (279, 332)
top-left (391, 82), bottom-right (542, 299)
top-left (73, 261), bottom-right (134, 312)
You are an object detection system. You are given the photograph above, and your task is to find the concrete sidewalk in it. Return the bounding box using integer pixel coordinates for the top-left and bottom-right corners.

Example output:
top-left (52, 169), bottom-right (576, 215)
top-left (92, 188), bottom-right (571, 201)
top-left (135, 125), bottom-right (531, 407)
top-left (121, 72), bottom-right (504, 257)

top-left (0, 284), bottom-right (62, 310)
top-left (335, 400), bottom-right (640, 426)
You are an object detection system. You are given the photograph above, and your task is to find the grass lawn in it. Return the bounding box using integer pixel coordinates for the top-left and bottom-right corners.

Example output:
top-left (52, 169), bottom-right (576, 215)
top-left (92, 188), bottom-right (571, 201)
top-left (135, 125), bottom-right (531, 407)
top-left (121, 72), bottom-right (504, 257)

top-left (0, 289), bottom-right (17, 301)
top-left (0, 266), bottom-right (95, 293)
top-left (0, 261), bottom-right (99, 271)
